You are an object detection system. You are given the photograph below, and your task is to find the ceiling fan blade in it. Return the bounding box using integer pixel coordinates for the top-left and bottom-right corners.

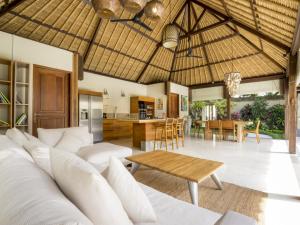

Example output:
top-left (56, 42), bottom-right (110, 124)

top-left (135, 9), bottom-right (145, 19)
top-left (111, 19), bottom-right (133, 22)
top-left (134, 20), bottom-right (152, 31)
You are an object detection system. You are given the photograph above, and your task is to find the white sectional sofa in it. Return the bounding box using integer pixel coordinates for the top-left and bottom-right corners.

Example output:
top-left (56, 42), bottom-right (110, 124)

top-left (0, 131), bottom-right (257, 225)
top-left (37, 127), bottom-right (132, 168)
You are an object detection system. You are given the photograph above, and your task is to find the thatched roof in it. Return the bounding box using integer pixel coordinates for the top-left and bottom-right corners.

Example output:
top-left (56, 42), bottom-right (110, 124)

top-left (0, 0), bottom-right (299, 86)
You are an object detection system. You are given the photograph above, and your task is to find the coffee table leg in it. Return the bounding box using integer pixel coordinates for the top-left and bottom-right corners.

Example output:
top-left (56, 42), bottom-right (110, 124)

top-left (130, 162), bottom-right (140, 174)
top-left (211, 174), bottom-right (223, 190)
top-left (188, 181), bottom-right (199, 206)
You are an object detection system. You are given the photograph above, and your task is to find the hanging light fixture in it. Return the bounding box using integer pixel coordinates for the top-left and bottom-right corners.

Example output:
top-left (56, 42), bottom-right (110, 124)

top-left (144, 0), bottom-right (164, 21)
top-left (122, 0), bottom-right (146, 13)
top-left (224, 37), bottom-right (241, 96)
top-left (92, 0), bottom-right (121, 19)
top-left (161, 0), bottom-right (178, 49)
top-left (162, 24), bottom-right (178, 48)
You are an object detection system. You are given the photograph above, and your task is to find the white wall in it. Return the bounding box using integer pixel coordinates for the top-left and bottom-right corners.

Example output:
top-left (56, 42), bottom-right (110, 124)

top-left (147, 83), bottom-right (167, 118)
top-left (79, 72), bottom-right (147, 114)
top-left (0, 31), bottom-right (73, 133)
top-left (192, 86), bottom-right (224, 101)
top-left (169, 82), bottom-right (189, 117)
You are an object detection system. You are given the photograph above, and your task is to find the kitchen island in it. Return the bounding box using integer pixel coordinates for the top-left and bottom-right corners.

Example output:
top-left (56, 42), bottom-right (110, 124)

top-left (103, 118), bottom-right (165, 150)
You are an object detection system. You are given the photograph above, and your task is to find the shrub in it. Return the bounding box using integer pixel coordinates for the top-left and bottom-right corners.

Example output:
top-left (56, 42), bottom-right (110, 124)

top-left (265, 104), bottom-right (285, 130)
top-left (240, 104), bottom-right (252, 121)
top-left (251, 97), bottom-right (268, 121)
top-left (231, 112), bottom-right (240, 120)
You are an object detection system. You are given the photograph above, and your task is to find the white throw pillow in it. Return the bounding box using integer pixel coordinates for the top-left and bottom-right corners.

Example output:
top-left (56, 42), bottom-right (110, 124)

top-left (6, 128), bottom-right (28, 147)
top-left (23, 143), bottom-right (53, 177)
top-left (24, 132), bottom-right (48, 147)
top-left (50, 149), bottom-right (133, 225)
top-left (37, 128), bottom-right (64, 146)
top-left (55, 132), bottom-right (84, 153)
top-left (105, 157), bottom-right (157, 223)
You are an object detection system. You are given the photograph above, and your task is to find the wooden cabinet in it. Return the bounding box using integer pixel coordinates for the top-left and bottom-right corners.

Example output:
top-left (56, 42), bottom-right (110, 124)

top-left (130, 96), bottom-right (155, 119)
top-left (103, 119), bottom-right (133, 140)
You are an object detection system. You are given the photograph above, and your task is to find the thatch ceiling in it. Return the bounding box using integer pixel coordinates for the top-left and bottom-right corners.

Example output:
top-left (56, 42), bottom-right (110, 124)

top-left (0, 0), bottom-right (299, 86)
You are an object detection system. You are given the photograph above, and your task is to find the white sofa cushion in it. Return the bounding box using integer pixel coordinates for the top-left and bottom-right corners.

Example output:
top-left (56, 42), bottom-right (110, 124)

top-left (38, 127), bottom-right (92, 148)
top-left (0, 152), bottom-right (93, 225)
top-left (78, 142), bottom-right (132, 169)
top-left (137, 184), bottom-right (222, 225)
top-left (50, 148), bottom-right (133, 225)
top-left (105, 157), bottom-right (157, 223)
top-left (23, 143), bottom-right (52, 177)
top-left (214, 211), bottom-right (257, 225)
top-left (55, 132), bottom-right (85, 153)
top-left (6, 127), bottom-right (28, 147)
top-left (24, 132), bottom-right (48, 147)
top-left (0, 134), bottom-right (33, 162)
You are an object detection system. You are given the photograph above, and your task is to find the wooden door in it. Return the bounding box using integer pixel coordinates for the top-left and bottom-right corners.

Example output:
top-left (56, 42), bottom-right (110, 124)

top-left (33, 65), bottom-right (70, 136)
top-left (167, 93), bottom-right (179, 118)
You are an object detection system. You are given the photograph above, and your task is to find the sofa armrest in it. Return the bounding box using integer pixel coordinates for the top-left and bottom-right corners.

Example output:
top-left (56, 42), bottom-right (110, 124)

top-left (215, 211), bottom-right (257, 225)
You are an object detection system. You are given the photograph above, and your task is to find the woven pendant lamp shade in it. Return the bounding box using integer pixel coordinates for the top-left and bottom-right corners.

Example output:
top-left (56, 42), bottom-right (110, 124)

top-left (144, 0), bottom-right (164, 21)
top-left (162, 24), bottom-right (178, 48)
top-left (92, 0), bottom-right (121, 19)
top-left (122, 0), bottom-right (146, 13)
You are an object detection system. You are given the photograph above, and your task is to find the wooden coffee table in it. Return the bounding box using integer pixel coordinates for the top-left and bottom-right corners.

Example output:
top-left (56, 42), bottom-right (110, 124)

top-left (126, 150), bottom-right (224, 206)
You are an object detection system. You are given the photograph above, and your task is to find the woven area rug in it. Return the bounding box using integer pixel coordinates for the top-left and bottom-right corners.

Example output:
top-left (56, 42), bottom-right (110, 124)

top-left (134, 167), bottom-right (267, 225)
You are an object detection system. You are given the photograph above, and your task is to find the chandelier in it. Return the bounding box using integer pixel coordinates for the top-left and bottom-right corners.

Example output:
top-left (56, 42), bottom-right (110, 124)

top-left (224, 72), bottom-right (241, 96)
top-left (224, 37), bottom-right (241, 96)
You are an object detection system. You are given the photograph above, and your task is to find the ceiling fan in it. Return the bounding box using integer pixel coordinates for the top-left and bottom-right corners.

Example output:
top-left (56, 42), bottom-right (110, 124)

top-left (110, 9), bottom-right (152, 31)
top-left (176, 47), bottom-right (203, 59)
top-left (176, 38), bottom-right (202, 59)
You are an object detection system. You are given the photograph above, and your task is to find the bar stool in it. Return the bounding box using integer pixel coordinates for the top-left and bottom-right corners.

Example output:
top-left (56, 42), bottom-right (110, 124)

top-left (153, 121), bottom-right (165, 151)
top-left (175, 118), bottom-right (185, 147)
top-left (172, 118), bottom-right (179, 149)
top-left (159, 118), bottom-right (175, 151)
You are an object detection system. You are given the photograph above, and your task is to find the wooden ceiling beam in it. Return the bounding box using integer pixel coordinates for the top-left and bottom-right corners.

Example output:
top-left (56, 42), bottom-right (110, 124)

top-left (136, 43), bottom-right (161, 83)
top-left (191, 0), bottom-right (290, 52)
top-left (173, 1), bottom-right (188, 23)
top-left (174, 22), bottom-right (187, 34)
top-left (0, 0), bottom-right (25, 17)
top-left (189, 72), bottom-right (286, 89)
top-left (174, 51), bottom-right (261, 72)
top-left (178, 33), bottom-right (237, 53)
top-left (249, 0), bottom-right (263, 50)
top-left (179, 19), bottom-right (230, 39)
top-left (83, 18), bottom-right (102, 63)
top-left (191, 8), bottom-right (206, 32)
top-left (291, 5), bottom-right (300, 56)
top-left (191, 4), bottom-right (214, 83)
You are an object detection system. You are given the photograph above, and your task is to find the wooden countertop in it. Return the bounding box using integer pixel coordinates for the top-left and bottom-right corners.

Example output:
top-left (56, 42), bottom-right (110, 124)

top-left (104, 118), bottom-right (165, 123)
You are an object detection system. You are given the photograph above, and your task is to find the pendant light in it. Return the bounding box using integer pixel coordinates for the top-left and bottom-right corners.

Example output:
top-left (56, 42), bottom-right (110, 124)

top-left (144, 0), bottom-right (164, 21)
top-left (122, 0), bottom-right (146, 13)
top-left (92, 0), bottom-right (121, 19)
top-left (224, 37), bottom-right (241, 96)
top-left (161, 0), bottom-right (178, 49)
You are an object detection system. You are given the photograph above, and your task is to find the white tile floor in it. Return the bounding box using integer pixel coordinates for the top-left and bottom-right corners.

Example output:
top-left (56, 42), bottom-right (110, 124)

top-left (110, 136), bottom-right (300, 225)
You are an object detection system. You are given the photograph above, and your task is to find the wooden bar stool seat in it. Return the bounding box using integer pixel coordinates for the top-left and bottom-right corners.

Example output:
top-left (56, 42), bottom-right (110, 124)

top-left (175, 118), bottom-right (185, 147)
top-left (159, 118), bottom-right (175, 151)
top-left (153, 121), bottom-right (165, 151)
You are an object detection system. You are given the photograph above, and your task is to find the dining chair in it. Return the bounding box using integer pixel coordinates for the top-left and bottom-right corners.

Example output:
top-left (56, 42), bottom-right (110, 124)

top-left (222, 120), bottom-right (236, 141)
top-left (206, 120), bottom-right (222, 141)
top-left (243, 120), bottom-right (261, 143)
top-left (193, 120), bottom-right (205, 138)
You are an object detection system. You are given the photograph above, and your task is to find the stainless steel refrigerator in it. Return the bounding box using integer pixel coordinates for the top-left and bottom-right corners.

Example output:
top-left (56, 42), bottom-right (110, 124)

top-left (79, 94), bottom-right (103, 143)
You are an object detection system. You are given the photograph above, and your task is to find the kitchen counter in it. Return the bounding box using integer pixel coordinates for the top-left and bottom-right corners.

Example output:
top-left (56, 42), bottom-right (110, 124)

top-left (104, 118), bottom-right (165, 123)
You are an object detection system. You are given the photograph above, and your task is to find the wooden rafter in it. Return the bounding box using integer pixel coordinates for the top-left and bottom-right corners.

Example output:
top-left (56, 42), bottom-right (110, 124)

top-left (249, 0), bottom-right (263, 50)
top-left (137, 0), bottom-right (189, 83)
top-left (173, 51), bottom-right (261, 72)
top-left (189, 72), bottom-right (286, 88)
top-left (191, 3), bottom-right (214, 83)
top-left (83, 18), bottom-right (102, 63)
top-left (0, 0), bottom-right (25, 17)
top-left (191, 0), bottom-right (290, 52)
top-left (219, 0), bottom-right (238, 32)
top-left (179, 18), bottom-right (230, 39)
top-left (178, 33), bottom-right (237, 53)
top-left (191, 8), bottom-right (206, 32)
top-left (136, 43), bottom-right (161, 83)
top-left (174, 22), bottom-right (187, 34)
top-left (291, 4), bottom-right (300, 56)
